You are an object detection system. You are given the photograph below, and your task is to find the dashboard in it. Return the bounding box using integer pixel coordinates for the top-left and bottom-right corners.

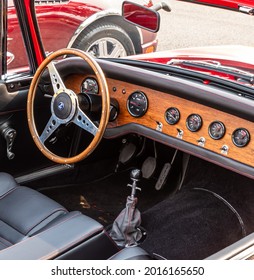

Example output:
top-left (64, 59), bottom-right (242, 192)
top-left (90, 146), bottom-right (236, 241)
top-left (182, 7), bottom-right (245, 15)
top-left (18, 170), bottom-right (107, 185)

top-left (63, 59), bottom-right (254, 178)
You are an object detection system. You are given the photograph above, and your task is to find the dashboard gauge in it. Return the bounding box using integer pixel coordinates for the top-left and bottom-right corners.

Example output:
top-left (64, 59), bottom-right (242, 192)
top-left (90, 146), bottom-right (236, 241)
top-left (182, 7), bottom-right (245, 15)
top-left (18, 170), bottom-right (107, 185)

top-left (232, 128), bottom-right (250, 147)
top-left (81, 77), bottom-right (99, 94)
top-left (165, 107), bottom-right (180, 125)
top-left (208, 121), bottom-right (225, 140)
top-left (186, 114), bottom-right (202, 132)
top-left (127, 91), bottom-right (148, 117)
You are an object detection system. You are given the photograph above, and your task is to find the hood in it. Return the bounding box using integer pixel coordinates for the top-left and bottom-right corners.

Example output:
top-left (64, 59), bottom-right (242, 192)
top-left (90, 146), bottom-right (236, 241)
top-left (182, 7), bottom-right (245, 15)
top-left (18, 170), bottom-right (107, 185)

top-left (130, 45), bottom-right (254, 71)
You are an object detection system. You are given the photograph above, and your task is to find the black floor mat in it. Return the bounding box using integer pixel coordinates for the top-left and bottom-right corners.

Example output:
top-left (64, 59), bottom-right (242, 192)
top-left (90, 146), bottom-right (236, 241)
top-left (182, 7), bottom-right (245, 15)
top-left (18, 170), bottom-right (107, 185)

top-left (141, 188), bottom-right (245, 259)
top-left (140, 157), bottom-right (254, 259)
top-left (41, 168), bottom-right (172, 226)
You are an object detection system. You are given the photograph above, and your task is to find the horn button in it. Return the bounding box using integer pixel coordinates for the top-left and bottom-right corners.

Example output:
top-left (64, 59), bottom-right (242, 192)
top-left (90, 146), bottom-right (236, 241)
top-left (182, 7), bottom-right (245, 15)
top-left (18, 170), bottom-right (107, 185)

top-left (53, 92), bottom-right (74, 120)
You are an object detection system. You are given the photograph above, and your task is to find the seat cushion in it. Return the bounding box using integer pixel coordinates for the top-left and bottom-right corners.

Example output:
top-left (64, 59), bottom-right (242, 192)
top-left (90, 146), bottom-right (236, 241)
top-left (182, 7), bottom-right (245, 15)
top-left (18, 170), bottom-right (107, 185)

top-left (0, 172), bottom-right (68, 250)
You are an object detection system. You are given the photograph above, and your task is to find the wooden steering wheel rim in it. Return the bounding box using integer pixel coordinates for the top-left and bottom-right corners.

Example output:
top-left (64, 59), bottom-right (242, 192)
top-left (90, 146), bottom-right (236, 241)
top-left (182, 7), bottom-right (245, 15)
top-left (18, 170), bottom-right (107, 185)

top-left (27, 48), bottom-right (110, 164)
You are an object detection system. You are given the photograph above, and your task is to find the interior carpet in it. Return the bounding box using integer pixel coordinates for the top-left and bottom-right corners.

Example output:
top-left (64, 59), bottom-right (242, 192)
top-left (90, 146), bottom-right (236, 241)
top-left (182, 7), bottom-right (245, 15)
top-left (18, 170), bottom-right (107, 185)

top-left (140, 187), bottom-right (245, 260)
top-left (140, 156), bottom-right (254, 259)
top-left (41, 168), bottom-right (171, 226)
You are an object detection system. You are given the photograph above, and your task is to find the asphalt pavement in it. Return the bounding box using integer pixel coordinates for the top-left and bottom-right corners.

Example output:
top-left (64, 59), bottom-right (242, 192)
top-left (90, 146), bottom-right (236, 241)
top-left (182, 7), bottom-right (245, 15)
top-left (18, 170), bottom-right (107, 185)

top-left (156, 0), bottom-right (254, 51)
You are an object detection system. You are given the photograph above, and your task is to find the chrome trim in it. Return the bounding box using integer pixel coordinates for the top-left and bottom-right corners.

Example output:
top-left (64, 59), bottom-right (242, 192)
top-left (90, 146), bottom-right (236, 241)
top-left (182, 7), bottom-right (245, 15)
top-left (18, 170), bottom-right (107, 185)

top-left (239, 6), bottom-right (254, 15)
top-left (35, 0), bottom-right (69, 5)
top-left (15, 164), bottom-right (74, 184)
top-left (230, 244), bottom-right (254, 260)
top-left (206, 233), bottom-right (254, 260)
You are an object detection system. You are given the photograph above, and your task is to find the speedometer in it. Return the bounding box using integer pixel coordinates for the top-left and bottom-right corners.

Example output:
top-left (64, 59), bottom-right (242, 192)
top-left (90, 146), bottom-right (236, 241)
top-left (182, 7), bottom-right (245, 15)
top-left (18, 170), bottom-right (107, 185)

top-left (127, 91), bottom-right (148, 117)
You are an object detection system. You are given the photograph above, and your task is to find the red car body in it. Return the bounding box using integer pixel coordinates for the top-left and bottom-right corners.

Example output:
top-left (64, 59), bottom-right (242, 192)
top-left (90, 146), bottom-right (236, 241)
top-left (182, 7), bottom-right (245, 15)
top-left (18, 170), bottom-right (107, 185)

top-left (131, 45), bottom-right (254, 85)
top-left (7, 0), bottom-right (158, 70)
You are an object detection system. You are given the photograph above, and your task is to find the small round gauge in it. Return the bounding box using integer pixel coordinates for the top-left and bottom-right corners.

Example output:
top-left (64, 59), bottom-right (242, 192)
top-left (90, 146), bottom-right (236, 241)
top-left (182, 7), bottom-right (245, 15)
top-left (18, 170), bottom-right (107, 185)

top-left (208, 121), bottom-right (226, 140)
top-left (186, 114), bottom-right (202, 132)
top-left (127, 91), bottom-right (148, 117)
top-left (165, 107), bottom-right (180, 125)
top-left (81, 77), bottom-right (99, 94)
top-left (232, 128), bottom-right (250, 147)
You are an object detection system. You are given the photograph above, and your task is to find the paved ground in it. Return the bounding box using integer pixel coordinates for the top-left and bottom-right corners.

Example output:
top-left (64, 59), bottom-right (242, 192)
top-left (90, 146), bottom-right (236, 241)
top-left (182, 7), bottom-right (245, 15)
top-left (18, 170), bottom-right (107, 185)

top-left (156, 0), bottom-right (254, 51)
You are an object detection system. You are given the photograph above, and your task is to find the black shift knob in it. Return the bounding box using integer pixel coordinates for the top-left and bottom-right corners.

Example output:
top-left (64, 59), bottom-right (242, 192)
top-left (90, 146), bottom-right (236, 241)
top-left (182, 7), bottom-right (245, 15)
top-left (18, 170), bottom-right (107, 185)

top-left (130, 169), bottom-right (142, 181)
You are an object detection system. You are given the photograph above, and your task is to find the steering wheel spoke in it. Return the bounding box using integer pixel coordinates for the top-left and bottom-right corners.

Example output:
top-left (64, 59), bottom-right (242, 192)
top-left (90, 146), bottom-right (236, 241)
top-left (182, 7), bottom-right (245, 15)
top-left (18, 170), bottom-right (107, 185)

top-left (73, 108), bottom-right (98, 136)
top-left (27, 48), bottom-right (110, 164)
top-left (47, 61), bottom-right (67, 93)
top-left (39, 115), bottom-right (61, 143)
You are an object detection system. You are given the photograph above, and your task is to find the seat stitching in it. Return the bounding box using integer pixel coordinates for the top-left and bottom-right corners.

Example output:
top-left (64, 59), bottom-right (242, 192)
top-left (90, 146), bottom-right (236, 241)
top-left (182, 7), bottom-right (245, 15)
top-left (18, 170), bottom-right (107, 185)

top-left (24, 208), bottom-right (68, 236)
top-left (0, 207), bottom-right (68, 236)
top-left (0, 211), bottom-right (101, 255)
top-left (0, 212), bottom-right (81, 253)
top-left (41, 227), bottom-right (104, 260)
top-left (0, 236), bottom-right (13, 247)
top-left (0, 219), bottom-right (25, 236)
top-left (0, 186), bottom-right (19, 199)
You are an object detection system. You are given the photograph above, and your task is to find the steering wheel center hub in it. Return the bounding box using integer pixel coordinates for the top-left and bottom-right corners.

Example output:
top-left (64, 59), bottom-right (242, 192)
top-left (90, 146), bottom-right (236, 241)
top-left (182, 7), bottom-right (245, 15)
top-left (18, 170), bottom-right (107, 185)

top-left (52, 91), bottom-right (76, 120)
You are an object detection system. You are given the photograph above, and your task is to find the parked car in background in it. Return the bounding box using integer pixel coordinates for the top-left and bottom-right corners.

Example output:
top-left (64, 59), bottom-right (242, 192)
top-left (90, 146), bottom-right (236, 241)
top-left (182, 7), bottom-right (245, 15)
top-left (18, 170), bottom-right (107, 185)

top-left (178, 0), bottom-right (254, 15)
top-left (7, 0), bottom-right (159, 71)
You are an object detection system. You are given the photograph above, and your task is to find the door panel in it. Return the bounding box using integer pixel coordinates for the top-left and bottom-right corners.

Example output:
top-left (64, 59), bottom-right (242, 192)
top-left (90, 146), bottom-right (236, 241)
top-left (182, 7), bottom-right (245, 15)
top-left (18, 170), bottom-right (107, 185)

top-left (0, 80), bottom-right (55, 177)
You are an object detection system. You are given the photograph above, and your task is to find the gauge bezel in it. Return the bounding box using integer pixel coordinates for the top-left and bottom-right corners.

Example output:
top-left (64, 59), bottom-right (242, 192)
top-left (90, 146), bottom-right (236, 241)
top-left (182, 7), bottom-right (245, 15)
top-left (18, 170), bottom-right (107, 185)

top-left (186, 114), bottom-right (202, 132)
top-left (127, 91), bottom-right (148, 118)
top-left (81, 77), bottom-right (99, 94)
top-left (208, 121), bottom-right (226, 140)
top-left (232, 128), bottom-right (250, 148)
top-left (165, 107), bottom-right (180, 125)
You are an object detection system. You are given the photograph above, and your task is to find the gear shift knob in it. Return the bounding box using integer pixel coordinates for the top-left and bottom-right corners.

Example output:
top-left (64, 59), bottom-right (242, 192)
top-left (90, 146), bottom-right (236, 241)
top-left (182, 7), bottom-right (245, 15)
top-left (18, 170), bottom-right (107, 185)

top-left (128, 169), bottom-right (142, 198)
top-left (130, 169), bottom-right (142, 181)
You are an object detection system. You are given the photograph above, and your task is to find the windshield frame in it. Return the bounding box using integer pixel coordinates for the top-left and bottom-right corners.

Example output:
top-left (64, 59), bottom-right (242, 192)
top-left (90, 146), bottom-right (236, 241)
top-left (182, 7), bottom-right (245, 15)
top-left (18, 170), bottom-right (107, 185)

top-left (5, 0), bottom-right (46, 78)
top-left (1, 0), bottom-right (8, 78)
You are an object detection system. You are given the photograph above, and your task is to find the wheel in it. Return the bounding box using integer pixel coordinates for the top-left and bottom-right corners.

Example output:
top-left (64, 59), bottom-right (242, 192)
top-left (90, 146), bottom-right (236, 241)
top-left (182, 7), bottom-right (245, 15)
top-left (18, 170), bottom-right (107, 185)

top-left (72, 23), bottom-right (136, 58)
top-left (27, 48), bottom-right (110, 164)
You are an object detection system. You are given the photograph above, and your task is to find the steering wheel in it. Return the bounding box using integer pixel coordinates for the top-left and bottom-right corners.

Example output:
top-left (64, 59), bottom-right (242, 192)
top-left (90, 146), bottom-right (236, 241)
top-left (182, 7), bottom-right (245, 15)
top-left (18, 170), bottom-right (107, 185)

top-left (27, 48), bottom-right (110, 164)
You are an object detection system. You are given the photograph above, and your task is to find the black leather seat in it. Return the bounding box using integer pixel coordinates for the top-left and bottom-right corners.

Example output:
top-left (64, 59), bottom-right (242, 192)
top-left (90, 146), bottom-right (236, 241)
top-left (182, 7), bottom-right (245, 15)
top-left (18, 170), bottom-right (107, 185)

top-left (0, 172), bottom-right (70, 250)
top-left (0, 172), bottom-right (152, 260)
top-left (0, 172), bottom-right (119, 260)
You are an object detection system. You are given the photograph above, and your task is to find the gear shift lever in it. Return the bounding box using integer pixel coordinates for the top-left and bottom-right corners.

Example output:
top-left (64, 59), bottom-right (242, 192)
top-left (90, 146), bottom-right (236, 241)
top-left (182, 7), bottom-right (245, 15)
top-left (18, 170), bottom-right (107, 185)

top-left (110, 168), bottom-right (143, 247)
top-left (128, 169), bottom-right (142, 198)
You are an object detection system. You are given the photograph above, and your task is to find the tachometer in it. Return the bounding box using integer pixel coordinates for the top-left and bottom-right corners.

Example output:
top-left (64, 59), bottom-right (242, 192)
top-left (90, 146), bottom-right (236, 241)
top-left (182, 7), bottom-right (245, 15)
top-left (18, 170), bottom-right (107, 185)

top-left (232, 128), bottom-right (250, 147)
top-left (186, 114), bottom-right (202, 132)
top-left (208, 121), bottom-right (225, 140)
top-left (127, 91), bottom-right (148, 117)
top-left (81, 77), bottom-right (99, 94)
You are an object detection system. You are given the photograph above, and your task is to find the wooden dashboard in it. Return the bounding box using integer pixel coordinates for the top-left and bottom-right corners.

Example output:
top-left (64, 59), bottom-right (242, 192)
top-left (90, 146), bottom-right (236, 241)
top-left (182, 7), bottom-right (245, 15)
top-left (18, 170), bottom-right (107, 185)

top-left (66, 74), bottom-right (254, 170)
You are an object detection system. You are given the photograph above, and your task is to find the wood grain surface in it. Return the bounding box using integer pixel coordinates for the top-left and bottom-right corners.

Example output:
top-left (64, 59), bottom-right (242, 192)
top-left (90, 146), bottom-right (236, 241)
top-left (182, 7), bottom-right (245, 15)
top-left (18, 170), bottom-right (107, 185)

top-left (66, 74), bottom-right (254, 168)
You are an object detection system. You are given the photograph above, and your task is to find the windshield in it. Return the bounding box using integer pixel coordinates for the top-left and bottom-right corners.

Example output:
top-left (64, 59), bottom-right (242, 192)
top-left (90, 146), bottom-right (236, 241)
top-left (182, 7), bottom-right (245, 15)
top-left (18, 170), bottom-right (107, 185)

top-left (133, 0), bottom-right (254, 87)
top-left (158, 1), bottom-right (253, 50)
top-left (5, 0), bottom-right (254, 88)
